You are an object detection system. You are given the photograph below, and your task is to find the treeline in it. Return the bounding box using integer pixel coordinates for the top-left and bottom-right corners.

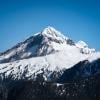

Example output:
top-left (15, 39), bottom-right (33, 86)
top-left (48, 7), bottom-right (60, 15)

top-left (0, 74), bottom-right (100, 100)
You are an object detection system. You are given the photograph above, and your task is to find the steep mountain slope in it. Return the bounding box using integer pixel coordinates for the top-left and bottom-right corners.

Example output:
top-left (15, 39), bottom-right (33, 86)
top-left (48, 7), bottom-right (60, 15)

top-left (0, 27), bottom-right (71, 63)
top-left (0, 26), bottom-right (99, 81)
top-left (58, 57), bottom-right (100, 82)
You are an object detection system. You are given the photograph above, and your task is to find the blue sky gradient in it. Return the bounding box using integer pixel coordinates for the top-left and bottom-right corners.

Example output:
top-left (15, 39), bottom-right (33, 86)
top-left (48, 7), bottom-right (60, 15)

top-left (0, 0), bottom-right (100, 52)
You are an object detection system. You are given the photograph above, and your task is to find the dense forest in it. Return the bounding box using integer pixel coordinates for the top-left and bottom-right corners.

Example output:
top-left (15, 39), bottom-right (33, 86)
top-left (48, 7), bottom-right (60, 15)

top-left (0, 73), bottom-right (100, 100)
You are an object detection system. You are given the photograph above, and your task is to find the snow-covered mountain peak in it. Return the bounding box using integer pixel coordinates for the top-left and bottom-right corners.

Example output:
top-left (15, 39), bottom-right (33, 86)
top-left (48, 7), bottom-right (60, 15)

top-left (0, 27), bottom-right (73, 63)
top-left (0, 26), bottom-right (100, 81)
top-left (0, 27), bottom-right (96, 64)
top-left (41, 26), bottom-right (68, 41)
top-left (42, 26), bottom-right (63, 36)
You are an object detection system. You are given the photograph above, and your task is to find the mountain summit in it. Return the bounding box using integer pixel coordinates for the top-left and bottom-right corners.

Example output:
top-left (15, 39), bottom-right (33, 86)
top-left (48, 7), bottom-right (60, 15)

top-left (0, 26), bottom-right (74, 63)
top-left (0, 26), bottom-right (99, 81)
top-left (41, 26), bottom-right (69, 41)
top-left (0, 27), bottom-right (95, 63)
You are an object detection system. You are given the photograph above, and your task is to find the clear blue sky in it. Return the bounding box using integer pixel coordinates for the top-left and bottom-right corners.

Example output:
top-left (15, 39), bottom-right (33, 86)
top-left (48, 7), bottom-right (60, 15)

top-left (0, 0), bottom-right (100, 52)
